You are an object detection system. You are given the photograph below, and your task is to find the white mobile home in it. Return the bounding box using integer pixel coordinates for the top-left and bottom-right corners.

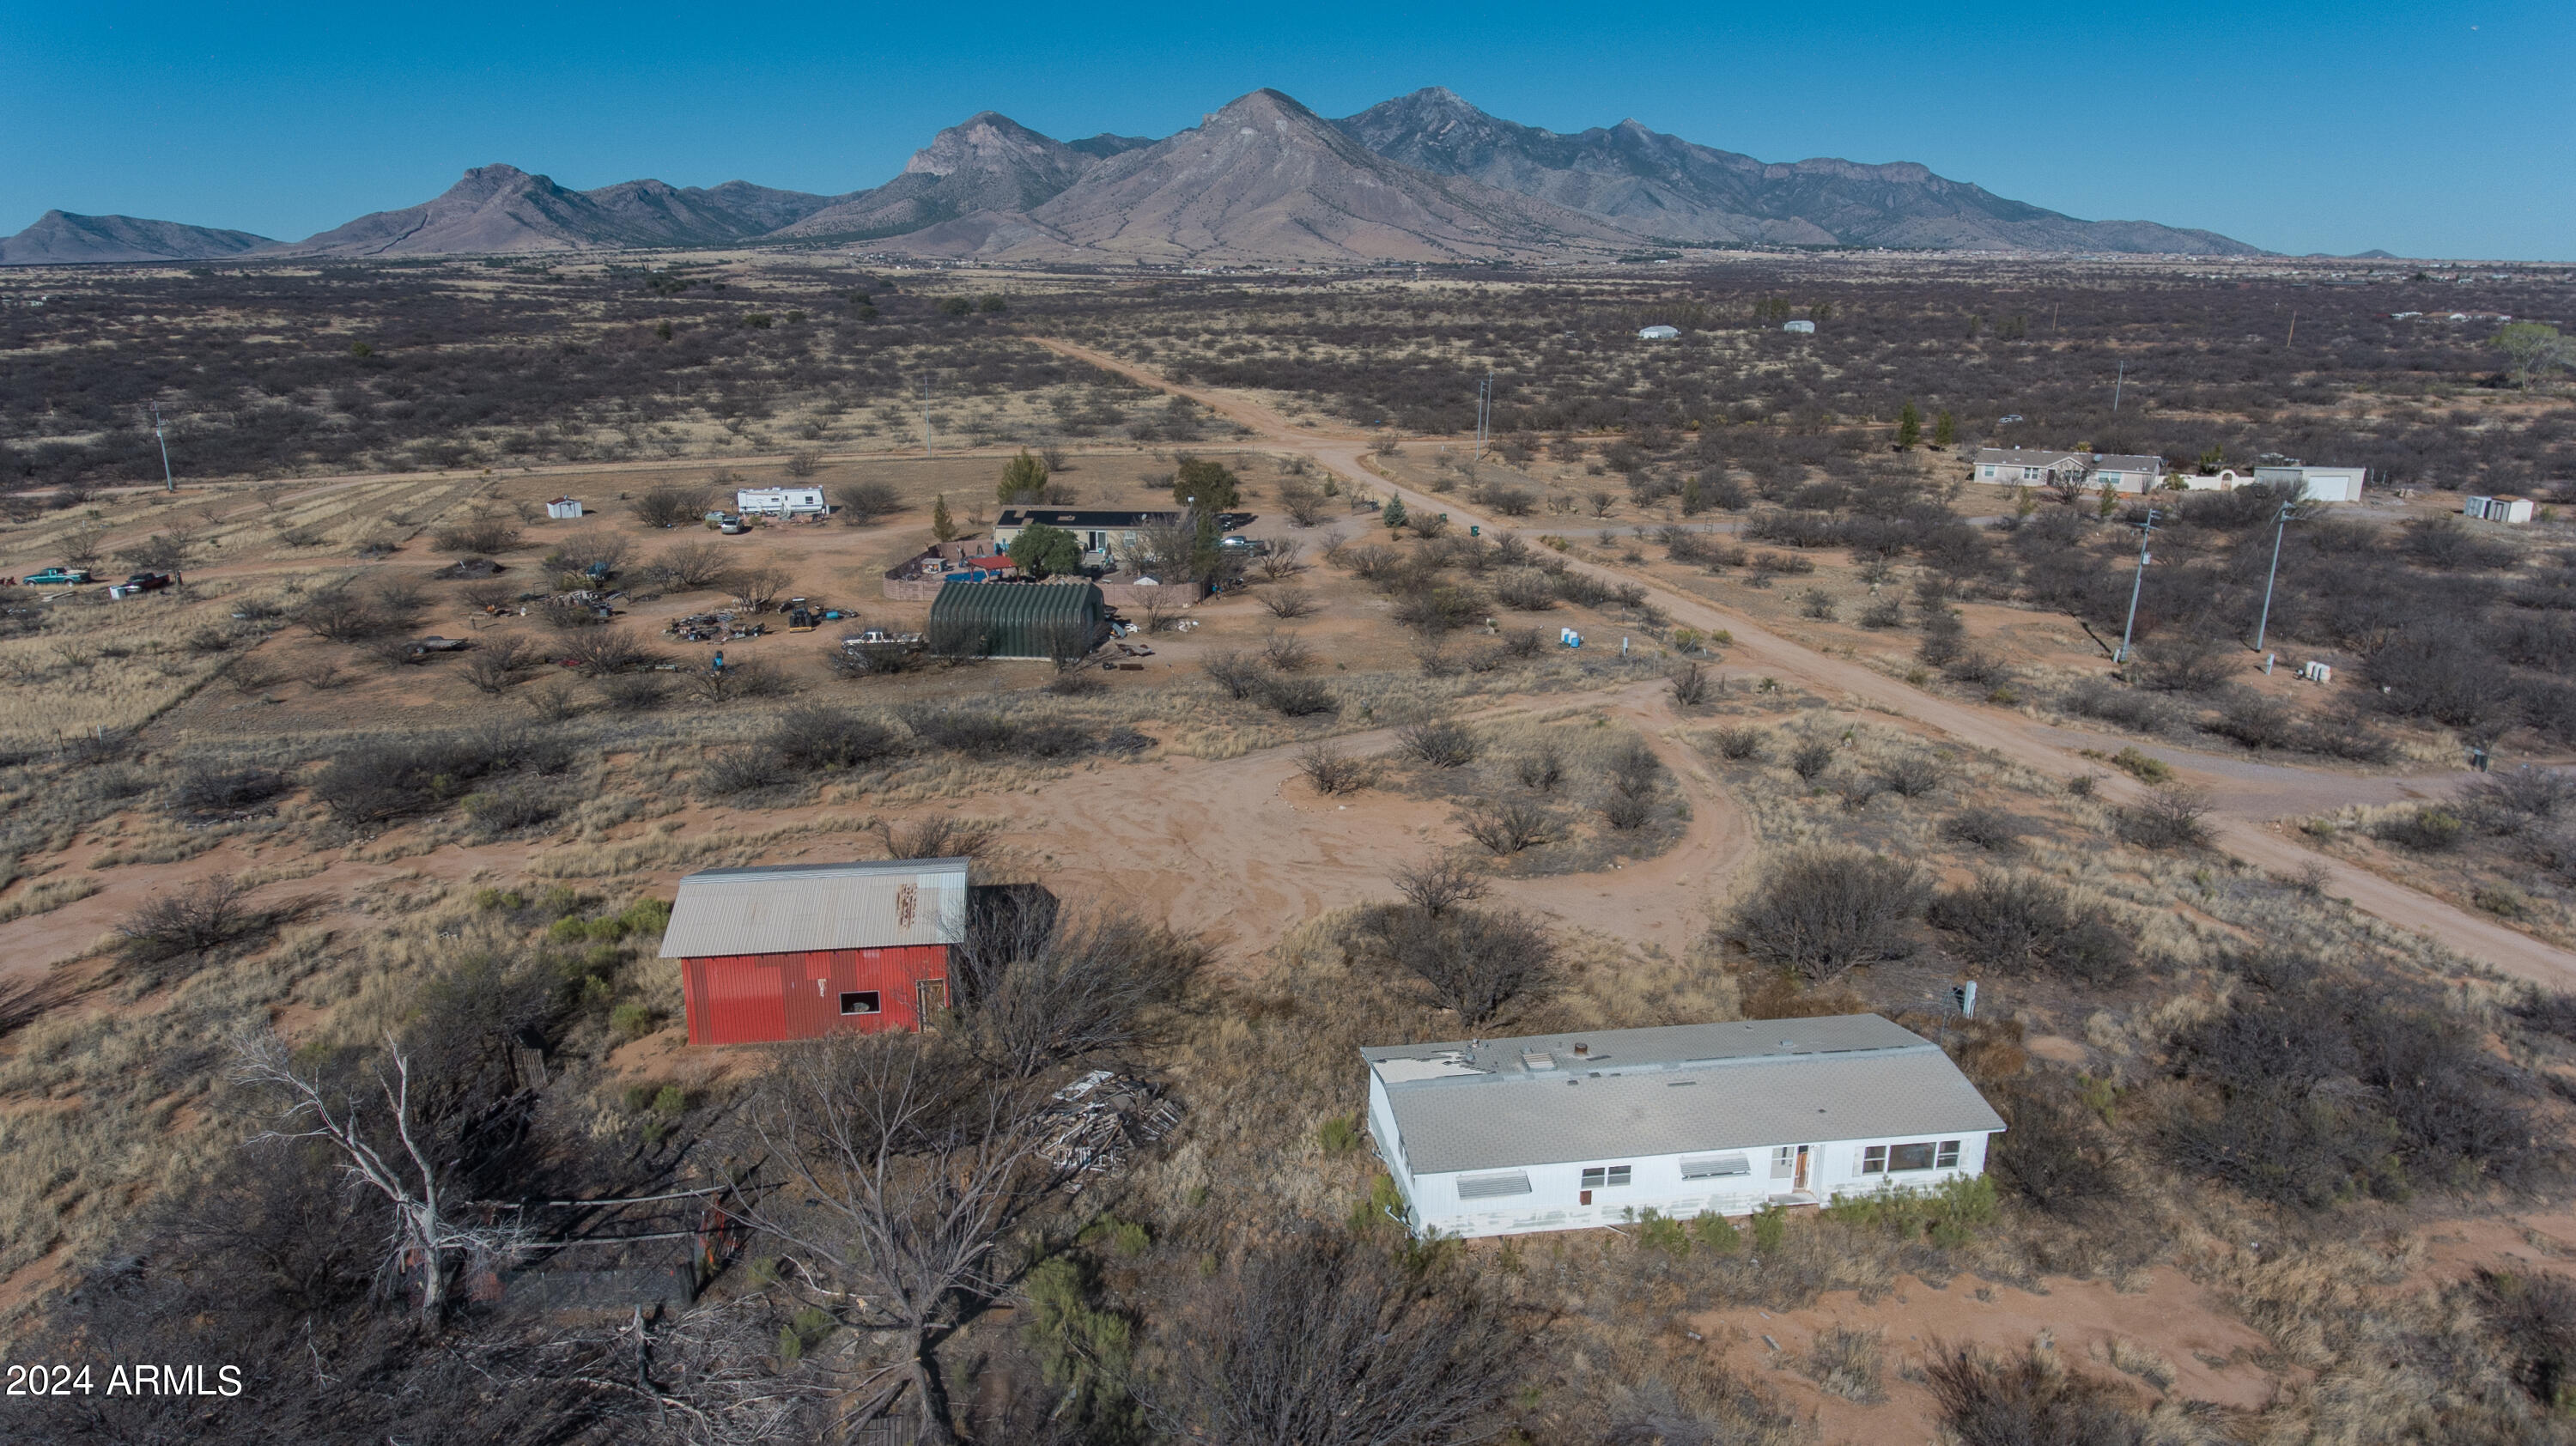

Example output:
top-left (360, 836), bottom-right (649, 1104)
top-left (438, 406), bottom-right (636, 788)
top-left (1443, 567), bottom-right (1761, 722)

top-left (544, 496), bottom-right (585, 519)
top-left (2465, 495), bottom-right (2535, 525)
top-left (1362, 1016), bottom-right (2004, 1239)
top-left (735, 486), bottom-right (828, 518)
top-left (1637, 325), bottom-right (1680, 341)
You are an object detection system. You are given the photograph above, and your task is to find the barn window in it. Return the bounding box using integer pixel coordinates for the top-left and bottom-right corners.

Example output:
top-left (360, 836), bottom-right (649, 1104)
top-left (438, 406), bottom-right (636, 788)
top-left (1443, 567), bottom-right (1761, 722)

top-left (1579, 1165), bottom-right (1631, 1189)
top-left (1680, 1154), bottom-right (1751, 1180)
top-left (1456, 1170), bottom-right (1533, 1200)
top-left (839, 991), bottom-right (882, 1016)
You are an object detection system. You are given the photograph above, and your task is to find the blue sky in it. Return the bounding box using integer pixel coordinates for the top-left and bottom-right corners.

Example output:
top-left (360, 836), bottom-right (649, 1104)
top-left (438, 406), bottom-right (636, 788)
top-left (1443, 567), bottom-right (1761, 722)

top-left (3, 1), bottom-right (2568, 259)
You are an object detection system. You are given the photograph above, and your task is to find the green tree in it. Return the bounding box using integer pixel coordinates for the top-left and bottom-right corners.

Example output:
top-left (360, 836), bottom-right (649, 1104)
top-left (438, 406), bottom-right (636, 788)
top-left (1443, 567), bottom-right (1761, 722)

top-left (1382, 495), bottom-right (1408, 532)
top-left (1933, 410), bottom-right (1956, 447)
top-left (1895, 400), bottom-right (1923, 450)
top-left (2494, 322), bottom-right (2570, 391)
top-left (998, 450), bottom-right (1049, 503)
top-left (932, 493), bottom-right (957, 543)
top-left (1172, 456), bottom-right (1241, 510)
top-left (1680, 474), bottom-right (1705, 515)
top-left (937, 295), bottom-right (974, 316)
top-left (975, 293), bottom-right (1008, 313)
top-left (1007, 522), bottom-right (1082, 579)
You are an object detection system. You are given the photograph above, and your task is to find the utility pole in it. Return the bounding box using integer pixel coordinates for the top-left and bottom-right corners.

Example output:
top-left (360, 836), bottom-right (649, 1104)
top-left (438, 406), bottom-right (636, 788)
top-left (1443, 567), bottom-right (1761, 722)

top-left (2113, 507), bottom-right (2160, 666)
top-left (920, 375), bottom-right (932, 458)
top-left (2111, 361), bottom-right (2124, 414)
top-left (2285, 309), bottom-right (2297, 346)
top-left (1473, 368), bottom-right (1493, 461)
top-left (149, 404), bottom-right (175, 493)
top-left (2252, 499), bottom-right (2295, 653)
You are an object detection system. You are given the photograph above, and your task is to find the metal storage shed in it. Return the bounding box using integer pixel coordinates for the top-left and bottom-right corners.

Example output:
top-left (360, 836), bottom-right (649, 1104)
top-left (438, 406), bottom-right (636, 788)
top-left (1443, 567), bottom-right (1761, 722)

top-left (927, 579), bottom-right (1105, 659)
top-left (659, 859), bottom-right (969, 1046)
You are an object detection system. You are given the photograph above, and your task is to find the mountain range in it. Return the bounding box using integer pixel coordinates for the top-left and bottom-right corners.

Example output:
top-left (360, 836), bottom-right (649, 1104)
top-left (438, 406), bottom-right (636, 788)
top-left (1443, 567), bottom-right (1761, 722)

top-left (1, 87), bottom-right (2268, 266)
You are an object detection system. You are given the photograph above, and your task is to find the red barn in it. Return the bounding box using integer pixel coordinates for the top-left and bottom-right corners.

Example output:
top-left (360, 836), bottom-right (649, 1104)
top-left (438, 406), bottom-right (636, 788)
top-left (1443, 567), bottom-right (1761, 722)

top-left (659, 859), bottom-right (969, 1046)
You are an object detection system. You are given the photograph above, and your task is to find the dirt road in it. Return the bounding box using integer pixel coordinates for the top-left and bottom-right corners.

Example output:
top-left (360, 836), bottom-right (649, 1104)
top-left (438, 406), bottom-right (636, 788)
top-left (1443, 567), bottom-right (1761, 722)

top-left (1030, 337), bottom-right (2576, 988)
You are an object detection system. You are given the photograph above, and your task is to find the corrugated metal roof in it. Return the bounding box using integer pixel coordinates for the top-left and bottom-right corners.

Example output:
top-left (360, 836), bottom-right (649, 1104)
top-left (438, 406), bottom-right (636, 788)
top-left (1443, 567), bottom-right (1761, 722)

top-left (659, 858), bottom-right (969, 957)
top-left (927, 580), bottom-right (1104, 659)
top-left (1364, 1015), bottom-right (2005, 1176)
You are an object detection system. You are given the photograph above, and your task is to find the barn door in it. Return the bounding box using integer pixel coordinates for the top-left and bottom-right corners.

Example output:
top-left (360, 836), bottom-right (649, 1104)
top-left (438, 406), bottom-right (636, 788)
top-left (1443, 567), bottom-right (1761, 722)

top-left (915, 978), bottom-right (948, 1024)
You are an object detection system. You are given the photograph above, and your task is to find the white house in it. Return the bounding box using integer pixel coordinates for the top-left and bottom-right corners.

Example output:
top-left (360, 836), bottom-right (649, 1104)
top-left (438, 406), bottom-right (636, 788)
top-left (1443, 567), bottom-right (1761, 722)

top-left (2466, 495), bottom-right (2536, 525)
top-left (736, 486), bottom-right (828, 518)
top-left (1783, 319), bottom-right (1816, 334)
top-left (1361, 1016), bottom-right (2005, 1239)
top-left (1973, 447), bottom-right (2170, 493)
top-left (2252, 465), bottom-right (2366, 503)
top-left (544, 497), bottom-right (585, 519)
top-left (1637, 325), bottom-right (1680, 341)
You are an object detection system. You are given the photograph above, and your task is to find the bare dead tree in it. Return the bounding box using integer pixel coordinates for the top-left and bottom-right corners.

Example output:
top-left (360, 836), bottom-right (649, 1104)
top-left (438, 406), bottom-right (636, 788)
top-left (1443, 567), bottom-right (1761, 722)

top-left (1142, 1229), bottom-right (1523, 1446)
top-left (1363, 904), bottom-right (1558, 1027)
top-left (731, 563), bottom-right (793, 613)
top-left (233, 1030), bottom-right (532, 1324)
top-left (496, 1296), bottom-right (864, 1445)
top-left (732, 1033), bottom-right (1068, 1445)
top-left (1389, 857), bottom-right (1488, 917)
top-left (946, 909), bottom-right (1210, 1081)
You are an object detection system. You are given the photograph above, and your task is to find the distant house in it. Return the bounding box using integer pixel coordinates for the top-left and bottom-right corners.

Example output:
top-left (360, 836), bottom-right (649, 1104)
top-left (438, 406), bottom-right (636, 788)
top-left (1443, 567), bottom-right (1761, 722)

top-left (544, 497), bottom-right (585, 519)
top-left (735, 486), bottom-right (828, 518)
top-left (1782, 319), bottom-right (1816, 334)
top-left (2465, 495), bottom-right (2536, 525)
top-left (659, 860), bottom-right (968, 1046)
top-left (1362, 1016), bottom-right (2005, 1239)
top-left (993, 507), bottom-right (1182, 560)
top-left (1637, 325), bottom-right (1680, 341)
top-left (1973, 447), bottom-right (2170, 493)
top-left (2252, 465), bottom-right (2366, 503)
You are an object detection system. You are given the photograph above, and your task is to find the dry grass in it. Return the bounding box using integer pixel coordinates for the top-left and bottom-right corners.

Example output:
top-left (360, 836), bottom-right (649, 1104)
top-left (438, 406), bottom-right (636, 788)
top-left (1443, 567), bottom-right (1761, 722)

top-left (0, 875), bottom-right (100, 924)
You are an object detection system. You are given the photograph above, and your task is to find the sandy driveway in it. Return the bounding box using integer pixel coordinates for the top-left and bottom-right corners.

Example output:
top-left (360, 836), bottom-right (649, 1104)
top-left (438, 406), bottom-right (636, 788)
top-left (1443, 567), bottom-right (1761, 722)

top-left (1030, 337), bottom-right (2576, 988)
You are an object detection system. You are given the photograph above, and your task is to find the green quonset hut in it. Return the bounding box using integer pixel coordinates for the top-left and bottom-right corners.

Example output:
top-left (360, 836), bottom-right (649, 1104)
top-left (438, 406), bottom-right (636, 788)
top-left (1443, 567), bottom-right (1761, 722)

top-left (926, 579), bottom-right (1106, 660)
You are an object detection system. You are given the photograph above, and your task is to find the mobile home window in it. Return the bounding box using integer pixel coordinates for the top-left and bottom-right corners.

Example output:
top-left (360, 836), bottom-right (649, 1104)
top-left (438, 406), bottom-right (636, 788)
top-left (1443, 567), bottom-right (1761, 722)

top-left (1680, 1154), bottom-right (1752, 1180)
top-left (838, 991), bottom-right (882, 1016)
top-left (1864, 1139), bottom-right (1965, 1173)
top-left (1457, 1170), bottom-right (1534, 1200)
top-left (1579, 1165), bottom-right (1632, 1189)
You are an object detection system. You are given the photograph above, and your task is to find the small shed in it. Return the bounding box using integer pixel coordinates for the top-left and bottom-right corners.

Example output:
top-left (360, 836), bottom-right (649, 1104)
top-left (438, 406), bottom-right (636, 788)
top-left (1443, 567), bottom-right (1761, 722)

top-left (736, 486), bottom-right (828, 518)
top-left (1363, 1015), bottom-right (2004, 1239)
top-left (1637, 325), bottom-right (1680, 341)
top-left (1783, 319), bottom-right (1816, 334)
top-left (659, 859), bottom-right (969, 1045)
top-left (545, 497), bottom-right (585, 519)
top-left (2465, 495), bottom-right (2535, 525)
top-left (927, 579), bottom-right (1105, 660)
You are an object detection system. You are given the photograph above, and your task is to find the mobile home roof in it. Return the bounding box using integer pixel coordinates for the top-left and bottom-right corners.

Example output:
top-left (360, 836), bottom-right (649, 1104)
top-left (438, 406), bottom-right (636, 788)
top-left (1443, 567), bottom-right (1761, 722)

top-left (1363, 1015), bottom-right (2004, 1175)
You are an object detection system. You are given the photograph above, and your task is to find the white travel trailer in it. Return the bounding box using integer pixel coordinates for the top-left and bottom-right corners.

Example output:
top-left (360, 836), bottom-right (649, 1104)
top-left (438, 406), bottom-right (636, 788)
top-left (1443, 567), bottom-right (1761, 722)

top-left (736, 486), bottom-right (828, 518)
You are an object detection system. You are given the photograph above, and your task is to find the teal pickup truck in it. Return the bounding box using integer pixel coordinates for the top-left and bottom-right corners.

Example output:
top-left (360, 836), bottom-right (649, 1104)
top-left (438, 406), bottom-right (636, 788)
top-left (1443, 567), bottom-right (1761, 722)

top-left (22, 567), bottom-right (93, 586)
